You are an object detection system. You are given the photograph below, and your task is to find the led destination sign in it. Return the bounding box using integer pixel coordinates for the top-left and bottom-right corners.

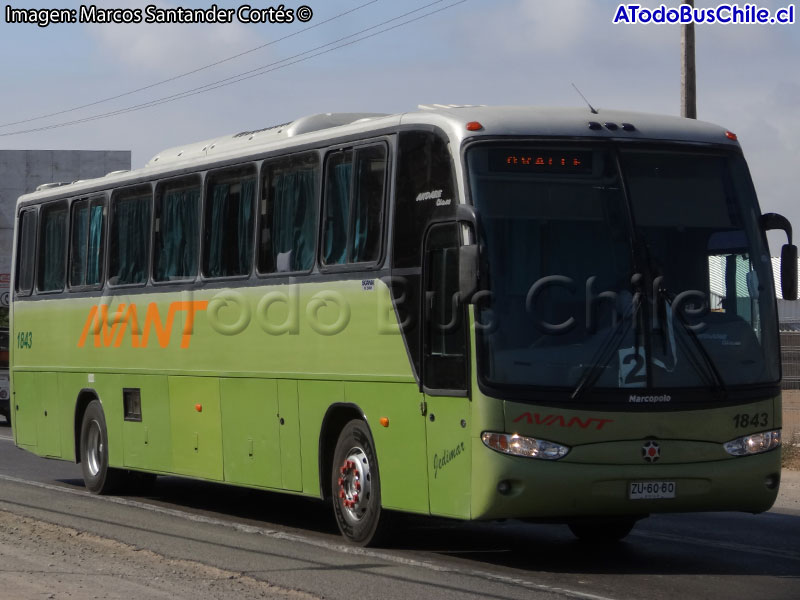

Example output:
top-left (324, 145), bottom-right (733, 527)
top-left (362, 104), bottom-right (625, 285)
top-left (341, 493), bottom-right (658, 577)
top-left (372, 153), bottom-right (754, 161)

top-left (488, 149), bottom-right (594, 174)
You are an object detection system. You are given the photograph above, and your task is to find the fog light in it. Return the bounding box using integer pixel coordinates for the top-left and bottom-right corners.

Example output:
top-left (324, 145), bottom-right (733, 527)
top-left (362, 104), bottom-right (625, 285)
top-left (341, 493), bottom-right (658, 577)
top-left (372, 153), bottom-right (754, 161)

top-left (764, 474), bottom-right (780, 490)
top-left (723, 429), bottom-right (781, 456)
top-left (497, 480), bottom-right (512, 495)
top-left (481, 431), bottom-right (569, 460)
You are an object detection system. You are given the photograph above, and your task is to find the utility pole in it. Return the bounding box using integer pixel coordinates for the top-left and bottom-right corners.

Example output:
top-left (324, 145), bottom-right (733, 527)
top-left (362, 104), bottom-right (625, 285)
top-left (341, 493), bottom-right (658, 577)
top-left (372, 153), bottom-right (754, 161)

top-left (681, 0), bottom-right (697, 118)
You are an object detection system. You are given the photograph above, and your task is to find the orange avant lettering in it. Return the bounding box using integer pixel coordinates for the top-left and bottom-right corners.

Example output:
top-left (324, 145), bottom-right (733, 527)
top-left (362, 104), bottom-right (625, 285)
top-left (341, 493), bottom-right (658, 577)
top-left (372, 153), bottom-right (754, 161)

top-left (512, 412), bottom-right (614, 431)
top-left (77, 301), bottom-right (208, 349)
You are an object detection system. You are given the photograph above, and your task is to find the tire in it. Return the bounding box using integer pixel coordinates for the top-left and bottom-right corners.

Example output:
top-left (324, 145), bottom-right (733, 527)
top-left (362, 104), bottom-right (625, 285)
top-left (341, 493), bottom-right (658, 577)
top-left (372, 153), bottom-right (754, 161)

top-left (331, 419), bottom-right (387, 546)
top-left (80, 400), bottom-right (122, 494)
top-left (568, 517), bottom-right (637, 543)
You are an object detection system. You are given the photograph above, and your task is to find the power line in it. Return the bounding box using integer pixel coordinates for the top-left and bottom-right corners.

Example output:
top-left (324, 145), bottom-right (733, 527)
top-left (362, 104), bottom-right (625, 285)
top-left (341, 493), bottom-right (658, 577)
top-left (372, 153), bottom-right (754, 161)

top-left (0, 0), bottom-right (466, 137)
top-left (0, 0), bottom-right (379, 129)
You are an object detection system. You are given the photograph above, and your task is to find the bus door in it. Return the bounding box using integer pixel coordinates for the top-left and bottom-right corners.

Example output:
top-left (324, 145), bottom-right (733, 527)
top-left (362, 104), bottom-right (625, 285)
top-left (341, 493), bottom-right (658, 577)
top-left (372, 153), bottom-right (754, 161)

top-left (422, 222), bottom-right (471, 518)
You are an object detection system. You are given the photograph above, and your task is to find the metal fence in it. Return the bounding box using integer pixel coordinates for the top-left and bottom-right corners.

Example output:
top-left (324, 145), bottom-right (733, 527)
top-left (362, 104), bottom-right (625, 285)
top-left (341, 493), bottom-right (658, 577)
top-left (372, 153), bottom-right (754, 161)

top-left (783, 390), bottom-right (800, 446)
top-left (781, 331), bottom-right (800, 390)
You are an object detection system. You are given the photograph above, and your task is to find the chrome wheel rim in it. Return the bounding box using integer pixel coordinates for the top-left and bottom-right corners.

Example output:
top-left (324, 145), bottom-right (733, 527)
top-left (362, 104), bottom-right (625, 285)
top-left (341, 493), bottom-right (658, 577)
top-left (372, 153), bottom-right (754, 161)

top-left (85, 419), bottom-right (103, 477)
top-left (337, 447), bottom-right (372, 522)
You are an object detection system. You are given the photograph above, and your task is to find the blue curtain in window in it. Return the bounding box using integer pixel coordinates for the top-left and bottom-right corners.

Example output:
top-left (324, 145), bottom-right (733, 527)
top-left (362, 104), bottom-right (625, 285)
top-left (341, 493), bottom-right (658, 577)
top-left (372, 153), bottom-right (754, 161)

top-left (207, 179), bottom-right (254, 277)
top-left (207, 183), bottom-right (229, 278)
top-left (114, 196), bottom-right (149, 284)
top-left (41, 208), bottom-right (67, 290)
top-left (157, 188), bottom-right (199, 280)
top-left (237, 179), bottom-right (255, 274)
top-left (324, 162), bottom-right (351, 265)
top-left (71, 203), bottom-right (88, 286)
top-left (352, 160), bottom-right (369, 262)
top-left (272, 168), bottom-right (316, 271)
top-left (86, 204), bottom-right (104, 285)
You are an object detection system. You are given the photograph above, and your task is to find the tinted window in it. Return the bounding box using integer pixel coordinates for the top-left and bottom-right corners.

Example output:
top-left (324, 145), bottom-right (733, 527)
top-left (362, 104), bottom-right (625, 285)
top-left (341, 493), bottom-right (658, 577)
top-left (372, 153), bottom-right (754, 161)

top-left (259, 153), bottom-right (319, 273)
top-left (70, 197), bottom-right (105, 288)
top-left (37, 202), bottom-right (68, 292)
top-left (322, 144), bottom-right (386, 266)
top-left (15, 209), bottom-right (37, 295)
top-left (109, 187), bottom-right (151, 286)
top-left (204, 166), bottom-right (256, 278)
top-left (393, 131), bottom-right (456, 269)
top-left (154, 178), bottom-right (200, 282)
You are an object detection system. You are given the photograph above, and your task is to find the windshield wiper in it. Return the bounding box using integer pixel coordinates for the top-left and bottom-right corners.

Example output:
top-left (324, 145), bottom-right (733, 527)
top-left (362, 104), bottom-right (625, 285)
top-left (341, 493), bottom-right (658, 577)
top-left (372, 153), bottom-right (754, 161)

top-left (570, 296), bottom-right (638, 401)
top-left (660, 289), bottom-right (728, 398)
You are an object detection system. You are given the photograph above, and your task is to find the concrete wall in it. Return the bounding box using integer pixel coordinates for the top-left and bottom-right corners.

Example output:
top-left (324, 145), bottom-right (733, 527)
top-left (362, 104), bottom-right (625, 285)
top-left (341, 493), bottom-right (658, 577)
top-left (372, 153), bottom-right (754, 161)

top-left (0, 150), bottom-right (131, 298)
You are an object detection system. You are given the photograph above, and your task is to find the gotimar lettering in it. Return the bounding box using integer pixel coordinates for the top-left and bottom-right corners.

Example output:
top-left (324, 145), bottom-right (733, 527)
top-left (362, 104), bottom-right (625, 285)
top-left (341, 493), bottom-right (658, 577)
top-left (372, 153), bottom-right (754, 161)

top-left (433, 441), bottom-right (465, 479)
top-left (513, 412), bottom-right (614, 430)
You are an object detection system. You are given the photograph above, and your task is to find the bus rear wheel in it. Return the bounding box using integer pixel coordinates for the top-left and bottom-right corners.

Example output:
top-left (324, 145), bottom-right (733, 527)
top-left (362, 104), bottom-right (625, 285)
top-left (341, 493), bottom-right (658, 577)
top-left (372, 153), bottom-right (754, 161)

top-left (80, 400), bottom-right (123, 494)
top-left (331, 420), bottom-right (387, 546)
top-left (568, 517), bottom-right (637, 542)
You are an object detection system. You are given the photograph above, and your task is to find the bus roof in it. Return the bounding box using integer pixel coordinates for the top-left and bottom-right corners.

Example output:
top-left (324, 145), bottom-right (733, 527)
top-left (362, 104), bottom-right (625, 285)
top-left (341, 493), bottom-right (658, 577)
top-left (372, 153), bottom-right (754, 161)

top-left (17, 104), bottom-right (739, 206)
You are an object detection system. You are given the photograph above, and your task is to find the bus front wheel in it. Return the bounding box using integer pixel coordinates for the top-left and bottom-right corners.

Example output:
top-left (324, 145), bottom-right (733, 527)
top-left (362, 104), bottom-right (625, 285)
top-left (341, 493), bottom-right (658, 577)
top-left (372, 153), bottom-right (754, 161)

top-left (80, 400), bottom-right (122, 494)
top-left (331, 420), bottom-right (387, 546)
top-left (567, 517), bottom-right (637, 542)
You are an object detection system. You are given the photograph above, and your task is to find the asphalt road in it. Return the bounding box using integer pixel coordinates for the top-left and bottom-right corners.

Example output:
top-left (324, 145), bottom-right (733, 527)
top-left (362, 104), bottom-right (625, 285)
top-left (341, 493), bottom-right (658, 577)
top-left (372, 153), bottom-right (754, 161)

top-left (0, 420), bottom-right (798, 600)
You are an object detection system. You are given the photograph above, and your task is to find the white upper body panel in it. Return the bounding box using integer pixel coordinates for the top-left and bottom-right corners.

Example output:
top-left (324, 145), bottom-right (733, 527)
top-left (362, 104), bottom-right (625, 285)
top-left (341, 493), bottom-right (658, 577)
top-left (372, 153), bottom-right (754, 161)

top-left (17, 105), bottom-right (739, 207)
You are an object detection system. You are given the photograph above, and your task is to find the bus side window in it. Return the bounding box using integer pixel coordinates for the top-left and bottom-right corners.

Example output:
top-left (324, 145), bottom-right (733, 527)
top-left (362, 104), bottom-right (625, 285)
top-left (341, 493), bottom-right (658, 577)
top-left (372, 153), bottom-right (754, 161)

top-left (70, 197), bottom-right (106, 289)
top-left (109, 187), bottom-right (152, 286)
top-left (154, 177), bottom-right (201, 282)
top-left (37, 201), bottom-right (68, 293)
top-left (259, 153), bottom-right (319, 274)
top-left (204, 166), bottom-right (256, 278)
top-left (15, 209), bottom-right (38, 296)
top-left (322, 144), bottom-right (386, 266)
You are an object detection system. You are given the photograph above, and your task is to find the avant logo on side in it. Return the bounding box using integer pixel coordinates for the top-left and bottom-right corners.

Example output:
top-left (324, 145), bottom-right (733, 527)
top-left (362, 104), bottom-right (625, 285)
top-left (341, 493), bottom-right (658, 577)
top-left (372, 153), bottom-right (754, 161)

top-left (513, 412), bottom-right (614, 430)
top-left (77, 302), bottom-right (209, 349)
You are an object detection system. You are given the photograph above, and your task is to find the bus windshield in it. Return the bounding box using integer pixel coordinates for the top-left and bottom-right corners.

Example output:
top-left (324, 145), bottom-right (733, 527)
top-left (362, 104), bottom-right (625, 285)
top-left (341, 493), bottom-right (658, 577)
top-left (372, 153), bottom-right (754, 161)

top-left (467, 143), bottom-right (780, 401)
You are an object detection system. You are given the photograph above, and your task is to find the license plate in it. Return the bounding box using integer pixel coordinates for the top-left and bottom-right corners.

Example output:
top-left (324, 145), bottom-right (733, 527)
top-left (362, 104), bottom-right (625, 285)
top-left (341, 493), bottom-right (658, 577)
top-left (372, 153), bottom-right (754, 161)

top-left (629, 481), bottom-right (676, 500)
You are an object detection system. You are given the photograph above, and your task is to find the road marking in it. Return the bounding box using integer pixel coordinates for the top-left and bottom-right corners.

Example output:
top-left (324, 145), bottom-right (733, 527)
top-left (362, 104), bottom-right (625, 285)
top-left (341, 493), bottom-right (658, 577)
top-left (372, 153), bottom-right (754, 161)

top-left (0, 473), bottom-right (615, 600)
top-left (0, 435), bottom-right (13, 442)
top-left (631, 529), bottom-right (800, 562)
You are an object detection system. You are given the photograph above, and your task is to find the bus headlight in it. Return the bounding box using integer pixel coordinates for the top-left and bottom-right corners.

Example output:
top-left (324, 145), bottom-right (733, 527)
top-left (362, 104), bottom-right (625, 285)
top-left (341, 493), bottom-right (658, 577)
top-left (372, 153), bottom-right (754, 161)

top-left (481, 431), bottom-right (569, 460)
top-left (723, 429), bottom-right (781, 456)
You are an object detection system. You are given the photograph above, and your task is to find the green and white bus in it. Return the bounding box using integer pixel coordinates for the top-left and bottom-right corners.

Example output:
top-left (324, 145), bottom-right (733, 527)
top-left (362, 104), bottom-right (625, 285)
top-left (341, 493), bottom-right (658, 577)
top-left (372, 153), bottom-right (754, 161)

top-left (10, 105), bottom-right (798, 545)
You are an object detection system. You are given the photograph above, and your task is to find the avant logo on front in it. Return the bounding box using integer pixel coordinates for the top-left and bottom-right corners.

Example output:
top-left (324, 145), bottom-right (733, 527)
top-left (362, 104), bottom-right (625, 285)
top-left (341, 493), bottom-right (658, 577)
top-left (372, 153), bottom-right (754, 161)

top-left (512, 412), bottom-right (614, 430)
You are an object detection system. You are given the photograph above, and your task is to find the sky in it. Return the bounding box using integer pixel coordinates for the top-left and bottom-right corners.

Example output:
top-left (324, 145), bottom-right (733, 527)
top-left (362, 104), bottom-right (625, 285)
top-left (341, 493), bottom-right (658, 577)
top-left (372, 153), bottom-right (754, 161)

top-left (0, 0), bottom-right (798, 252)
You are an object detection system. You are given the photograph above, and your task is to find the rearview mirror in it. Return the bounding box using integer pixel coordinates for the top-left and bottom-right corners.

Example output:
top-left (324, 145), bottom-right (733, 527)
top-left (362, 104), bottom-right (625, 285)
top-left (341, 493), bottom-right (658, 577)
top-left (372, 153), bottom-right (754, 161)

top-left (761, 212), bottom-right (797, 301)
top-left (781, 243), bottom-right (798, 300)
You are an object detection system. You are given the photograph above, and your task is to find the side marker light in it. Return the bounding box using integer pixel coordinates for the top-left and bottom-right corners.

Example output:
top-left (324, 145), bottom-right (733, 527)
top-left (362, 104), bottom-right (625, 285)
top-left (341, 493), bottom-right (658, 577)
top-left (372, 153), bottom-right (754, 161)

top-left (466, 121), bottom-right (483, 131)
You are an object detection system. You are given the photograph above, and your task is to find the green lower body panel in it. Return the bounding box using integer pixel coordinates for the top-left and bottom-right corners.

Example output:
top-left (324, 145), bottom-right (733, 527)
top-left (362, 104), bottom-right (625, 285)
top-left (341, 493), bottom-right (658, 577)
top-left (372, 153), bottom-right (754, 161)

top-left (220, 378), bottom-right (282, 488)
top-left (121, 375), bottom-right (173, 473)
top-left (13, 371), bottom-right (61, 457)
top-left (168, 376), bottom-right (223, 480)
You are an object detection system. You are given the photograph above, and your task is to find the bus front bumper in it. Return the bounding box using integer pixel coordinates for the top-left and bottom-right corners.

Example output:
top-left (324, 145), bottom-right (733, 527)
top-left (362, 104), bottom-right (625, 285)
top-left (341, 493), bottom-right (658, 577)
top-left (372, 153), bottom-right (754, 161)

top-left (470, 444), bottom-right (781, 520)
